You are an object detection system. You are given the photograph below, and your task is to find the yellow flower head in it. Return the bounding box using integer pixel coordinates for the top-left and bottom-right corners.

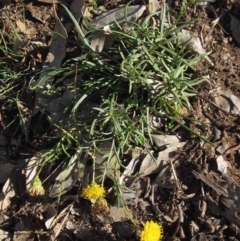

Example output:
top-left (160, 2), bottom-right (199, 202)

top-left (140, 221), bottom-right (163, 241)
top-left (27, 175), bottom-right (45, 196)
top-left (82, 183), bottom-right (105, 200)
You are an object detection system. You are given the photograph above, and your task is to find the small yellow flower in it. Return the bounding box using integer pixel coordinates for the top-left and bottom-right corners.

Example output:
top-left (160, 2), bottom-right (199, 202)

top-left (82, 183), bottom-right (105, 200)
top-left (27, 175), bottom-right (45, 196)
top-left (140, 221), bottom-right (163, 241)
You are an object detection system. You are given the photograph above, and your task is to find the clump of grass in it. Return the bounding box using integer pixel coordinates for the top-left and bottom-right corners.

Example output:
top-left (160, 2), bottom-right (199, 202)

top-left (0, 27), bottom-right (23, 102)
top-left (30, 1), bottom-right (206, 200)
top-left (49, 3), bottom-right (203, 147)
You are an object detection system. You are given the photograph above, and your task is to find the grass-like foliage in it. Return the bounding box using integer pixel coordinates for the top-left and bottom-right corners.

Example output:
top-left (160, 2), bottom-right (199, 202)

top-left (24, 2), bottom-right (208, 197)
top-left (0, 1), bottom-right (206, 201)
top-left (44, 3), bottom-right (204, 153)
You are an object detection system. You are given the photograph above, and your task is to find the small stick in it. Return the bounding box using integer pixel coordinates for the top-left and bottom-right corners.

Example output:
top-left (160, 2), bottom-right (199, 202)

top-left (167, 203), bottom-right (183, 241)
top-left (223, 143), bottom-right (240, 157)
top-left (52, 203), bottom-right (74, 240)
top-left (199, 182), bottom-right (207, 218)
top-left (199, 95), bottom-right (239, 117)
top-left (170, 159), bottom-right (180, 190)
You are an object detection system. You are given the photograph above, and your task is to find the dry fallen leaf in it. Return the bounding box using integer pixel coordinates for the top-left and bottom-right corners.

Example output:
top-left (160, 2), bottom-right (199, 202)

top-left (16, 19), bottom-right (27, 34)
top-left (179, 29), bottom-right (214, 66)
top-left (0, 178), bottom-right (16, 211)
top-left (216, 156), bottom-right (228, 174)
top-left (32, 17), bottom-right (68, 116)
top-left (210, 87), bottom-right (240, 115)
top-left (16, 19), bottom-right (36, 38)
top-left (90, 25), bottom-right (115, 53)
top-left (0, 230), bottom-right (8, 240)
top-left (229, 94), bottom-right (240, 114)
top-left (44, 204), bottom-right (57, 229)
top-left (119, 156), bottom-right (139, 185)
top-left (69, 0), bottom-right (84, 28)
top-left (94, 142), bottom-right (120, 181)
top-left (92, 5), bottom-right (146, 29)
top-left (49, 149), bottom-right (86, 198)
top-left (91, 32), bottom-right (106, 53)
top-left (25, 150), bottom-right (47, 189)
top-left (214, 95), bottom-right (230, 112)
top-left (148, 0), bottom-right (161, 13)
top-left (139, 142), bottom-right (186, 176)
top-left (0, 163), bottom-right (15, 184)
top-left (104, 34), bottom-right (116, 49)
top-left (151, 134), bottom-right (180, 150)
top-left (153, 164), bottom-right (175, 188)
top-left (230, 14), bottom-right (240, 46)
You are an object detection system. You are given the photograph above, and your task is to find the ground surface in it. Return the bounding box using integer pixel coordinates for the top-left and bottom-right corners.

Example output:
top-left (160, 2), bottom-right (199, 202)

top-left (0, 0), bottom-right (240, 241)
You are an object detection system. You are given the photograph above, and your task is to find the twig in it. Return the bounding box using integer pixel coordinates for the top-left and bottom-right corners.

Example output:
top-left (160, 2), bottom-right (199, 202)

top-left (199, 94), bottom-right (239, 117)
top-left (170, 159), bottom-right (180, 190)
top-left (167, 203), bottom-right (184, 241)
top-left (223, 143), bottom-right (240, 157)
top-left (199, 181), bottom-right (207, 218)
top-left (52, 202), bottom-right (74, 240)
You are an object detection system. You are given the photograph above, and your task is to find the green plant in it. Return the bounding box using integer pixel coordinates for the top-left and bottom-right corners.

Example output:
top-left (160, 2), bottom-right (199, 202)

top-left (88, 0), bottom-right (106, 12)
top-left (30, 2), bottom-right (207, 201)
top-left (58, 5), bottom-right (202, 144)
top-left (0, 29), bottom-right (23, 101)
